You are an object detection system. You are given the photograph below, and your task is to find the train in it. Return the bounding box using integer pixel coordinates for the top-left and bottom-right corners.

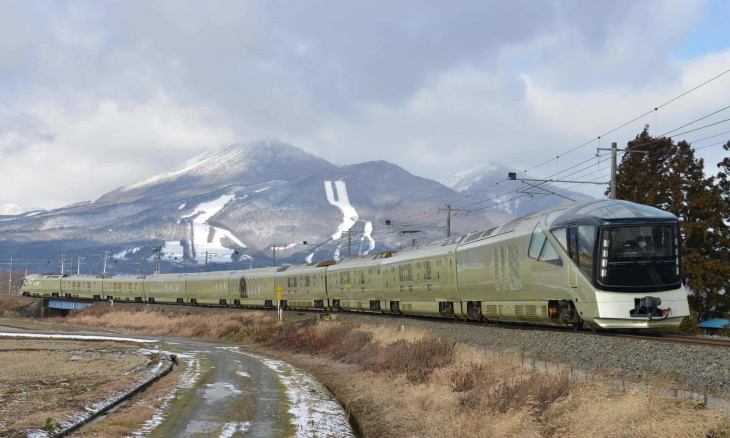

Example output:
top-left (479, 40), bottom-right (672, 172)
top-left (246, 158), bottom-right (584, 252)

top-left (20, 199), bottom-right (690, 330)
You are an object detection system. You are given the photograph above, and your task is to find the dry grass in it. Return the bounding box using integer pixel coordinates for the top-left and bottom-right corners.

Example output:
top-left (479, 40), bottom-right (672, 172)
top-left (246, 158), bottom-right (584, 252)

top-left (264, 322), bottom-right (730, 437)
top-left (0, 339), bottom-right (160, 437)
top-left (19, 306), bottom-right (730, 437)
top-left (72, 357), bottom-right (191, 438)
top-left (48, 306), bottom-right (280, 341)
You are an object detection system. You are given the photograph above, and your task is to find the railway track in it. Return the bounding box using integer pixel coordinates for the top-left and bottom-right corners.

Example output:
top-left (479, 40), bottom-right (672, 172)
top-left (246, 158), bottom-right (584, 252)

top-left (336, 309), bottom-right (730, 348)
top-left (22, 295), bottom-right (730, 349)
top-left (611, 332), bottom-right (730, 348)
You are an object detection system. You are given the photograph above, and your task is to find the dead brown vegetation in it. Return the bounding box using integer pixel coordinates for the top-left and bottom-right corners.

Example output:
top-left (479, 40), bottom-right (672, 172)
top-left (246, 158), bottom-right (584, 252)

top-left (5, 305), bottom-right (730, 437)
top-left (0, 338), bottom-right (160, 437)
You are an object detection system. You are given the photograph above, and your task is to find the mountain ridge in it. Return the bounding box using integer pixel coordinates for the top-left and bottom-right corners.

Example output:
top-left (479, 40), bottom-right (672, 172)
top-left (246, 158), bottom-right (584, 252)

top-left (0, 141), bottom-right (593, 275)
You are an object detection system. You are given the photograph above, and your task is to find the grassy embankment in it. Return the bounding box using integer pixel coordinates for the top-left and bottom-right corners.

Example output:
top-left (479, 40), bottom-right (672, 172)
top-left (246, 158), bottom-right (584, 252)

top-left (31, 305), bottom-right (730, 437)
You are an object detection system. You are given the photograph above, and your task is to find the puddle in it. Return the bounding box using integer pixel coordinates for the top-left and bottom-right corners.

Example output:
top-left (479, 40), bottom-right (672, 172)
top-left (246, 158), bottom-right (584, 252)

top-left (203, 382), bottom-right (243, 401)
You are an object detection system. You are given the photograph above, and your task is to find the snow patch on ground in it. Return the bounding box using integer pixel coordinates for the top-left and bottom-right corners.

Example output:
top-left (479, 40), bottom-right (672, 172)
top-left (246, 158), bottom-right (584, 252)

top-left (132, 351), bottom-right (202, 437)
top-left (232, 350), bottom-right (355, 437)
top-left (0, 333), bottom-right (156, 343)
top-left (218, 421), bottom-right (250, 437)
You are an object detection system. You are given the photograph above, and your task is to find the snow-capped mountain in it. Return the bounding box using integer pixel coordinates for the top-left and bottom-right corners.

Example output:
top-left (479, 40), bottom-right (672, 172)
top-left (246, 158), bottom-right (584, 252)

top-left (0, 142), bottom-right (592, 274)
top-left (441, 162), bottom-right (592, 217)
top-left (97, 140), bottom-right (337, 205)
top-left (0, 203), bottom-right (26, 216)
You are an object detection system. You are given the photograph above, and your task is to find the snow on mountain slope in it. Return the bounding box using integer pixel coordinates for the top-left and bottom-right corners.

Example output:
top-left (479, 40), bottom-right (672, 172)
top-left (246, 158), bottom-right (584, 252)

top-left (322, 180), bottom-right (375, 260)
top-left (441, 162), bottom-right (501, 192)
top-left (164, 194), bottom-right (246, 264)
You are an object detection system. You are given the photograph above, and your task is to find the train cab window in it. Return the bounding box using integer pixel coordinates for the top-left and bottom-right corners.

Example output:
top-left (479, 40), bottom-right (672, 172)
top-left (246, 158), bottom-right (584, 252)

top-left (528, 225), bottom-right (547, 259)
top-left (551, 227), bottom-right (568, 252)
top-left (539, 241), bottom-right (562, 266)
top-left (577, 225), bottom-right (596, 278)
top-left (529, 225), bottom-right (563, 266)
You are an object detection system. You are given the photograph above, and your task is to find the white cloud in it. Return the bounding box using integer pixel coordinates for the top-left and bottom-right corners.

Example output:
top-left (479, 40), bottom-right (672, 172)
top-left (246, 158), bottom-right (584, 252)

top-left (0, 0), bottom-right (727, 209)
top-left (2, 94), bottom-right (234, 208)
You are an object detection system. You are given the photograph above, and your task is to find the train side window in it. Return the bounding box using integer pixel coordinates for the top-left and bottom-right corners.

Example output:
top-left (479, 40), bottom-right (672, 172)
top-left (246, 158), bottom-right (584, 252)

top-left (528, 225), bottom-right (547, 259)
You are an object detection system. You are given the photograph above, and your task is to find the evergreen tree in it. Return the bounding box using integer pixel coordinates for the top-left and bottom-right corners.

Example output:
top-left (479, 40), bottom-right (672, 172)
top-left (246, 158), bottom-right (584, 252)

top-left (716, 141), bottom-right (730, 309)
top-left (614, 128), bottom-right (730, 317)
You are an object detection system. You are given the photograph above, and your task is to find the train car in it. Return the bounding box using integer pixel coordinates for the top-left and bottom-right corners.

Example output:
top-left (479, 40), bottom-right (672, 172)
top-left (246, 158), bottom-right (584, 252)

top-left (455, 200), bottom-right (688, 329)
top-left (103, 274), bottom-right (146, 302)
top-left (60, 274), bottom-right (105, 300)
top-left (184, 271), bottom-right (236, 306)
top-left (548, 200), bottom-right (688, 329)
top-left (21, 274), bottom-right (66, 298)
top-left (378, 240), bottom-right (460, 317)
top-left (273, 263), bottom-right (329, 310)
top-left (237, 267), bottom-right (279, 308)
top-left (325, 254), bottom-right (386, 312)
top-left (144, 273), bottom-right (187, 304)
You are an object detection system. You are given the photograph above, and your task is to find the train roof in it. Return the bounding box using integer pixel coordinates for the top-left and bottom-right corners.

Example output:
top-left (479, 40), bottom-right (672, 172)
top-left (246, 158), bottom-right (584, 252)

top-left (548, 199), bottom-right (677, 227)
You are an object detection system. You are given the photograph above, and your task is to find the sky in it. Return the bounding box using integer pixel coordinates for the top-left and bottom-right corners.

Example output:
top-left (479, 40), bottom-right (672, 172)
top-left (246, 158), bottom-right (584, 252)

top-left (1, 0), bottom-right (729, 210)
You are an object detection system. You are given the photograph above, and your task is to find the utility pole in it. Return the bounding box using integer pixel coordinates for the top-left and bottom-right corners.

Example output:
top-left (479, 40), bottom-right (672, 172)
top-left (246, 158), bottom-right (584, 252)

top-left (438, 204), bottom-right (469, 238)
top-left (596, 142), bottom-right (619, 199)
top-left (152, 246), bottom-right (162, 274)
top-left (77, 256), bottom-right (85, 274)
top-left (271, 243), bottom-right (285, 267)
top-left (204, 251), bottom-right (217, 272)
top-left (596, 141), bottom-right (646, 200)
top-left (60, 255), bottom-right (67, 275)
top-left (8, 256), bottom-right (12, 295)
top-left (102, 251), bottom-right (111, 275)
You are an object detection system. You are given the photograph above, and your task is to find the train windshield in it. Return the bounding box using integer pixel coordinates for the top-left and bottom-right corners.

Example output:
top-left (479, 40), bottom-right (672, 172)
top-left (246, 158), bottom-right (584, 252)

top-left (597, 224), bottom-right (681, 292)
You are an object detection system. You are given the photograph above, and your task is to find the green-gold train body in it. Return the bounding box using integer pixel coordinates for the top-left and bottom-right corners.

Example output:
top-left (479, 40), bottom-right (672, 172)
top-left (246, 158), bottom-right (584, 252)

top-left (20, 200), bottom-right (690, 329)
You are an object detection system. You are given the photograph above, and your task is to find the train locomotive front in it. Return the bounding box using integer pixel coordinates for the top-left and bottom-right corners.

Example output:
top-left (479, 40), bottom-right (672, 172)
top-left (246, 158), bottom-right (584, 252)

top-left (542, 200), bottom-right (688, 329)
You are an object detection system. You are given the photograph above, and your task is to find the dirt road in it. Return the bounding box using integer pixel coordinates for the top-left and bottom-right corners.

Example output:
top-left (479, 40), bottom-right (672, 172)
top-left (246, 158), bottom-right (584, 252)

top-left (0, 324), bottom-right (354, 437)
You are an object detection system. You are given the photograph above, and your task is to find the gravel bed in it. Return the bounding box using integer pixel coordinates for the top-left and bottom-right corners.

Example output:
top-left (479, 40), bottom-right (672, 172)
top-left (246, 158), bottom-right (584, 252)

top-left (333, 312), bottom-right (730, 395)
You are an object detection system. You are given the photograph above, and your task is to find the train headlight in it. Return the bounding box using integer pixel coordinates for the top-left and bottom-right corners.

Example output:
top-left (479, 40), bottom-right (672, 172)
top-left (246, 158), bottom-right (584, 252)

top-left (599, 234), bottom-right (609, 280)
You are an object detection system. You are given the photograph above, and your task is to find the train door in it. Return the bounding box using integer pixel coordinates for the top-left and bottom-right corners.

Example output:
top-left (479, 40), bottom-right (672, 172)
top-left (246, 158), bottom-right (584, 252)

top-left (239, 276), bottom-right (247, 298)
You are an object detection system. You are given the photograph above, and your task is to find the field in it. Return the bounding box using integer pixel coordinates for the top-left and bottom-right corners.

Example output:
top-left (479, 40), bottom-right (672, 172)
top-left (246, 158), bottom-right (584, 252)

top-left (0, 337), bottom-right (164, 437)
top-left (2, 300), bottom-right (730, 437)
